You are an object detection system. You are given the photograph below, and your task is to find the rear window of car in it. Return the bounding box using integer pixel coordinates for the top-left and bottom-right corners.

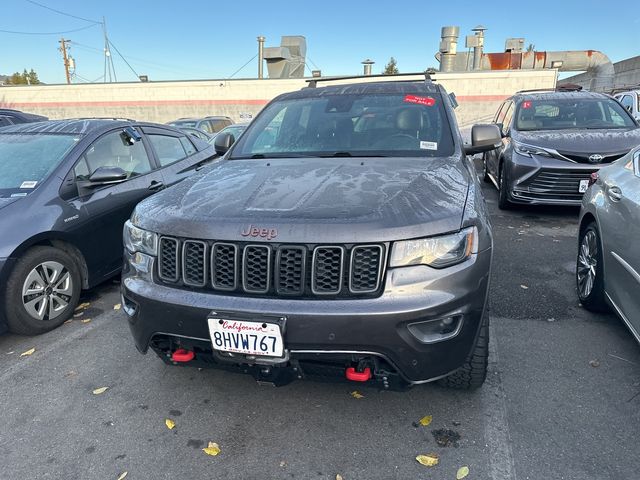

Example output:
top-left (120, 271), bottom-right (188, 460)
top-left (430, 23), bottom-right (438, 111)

top-left (231, 92), bottom-right (454, 158)
top-left (515, 97), bottom-right (636, 131)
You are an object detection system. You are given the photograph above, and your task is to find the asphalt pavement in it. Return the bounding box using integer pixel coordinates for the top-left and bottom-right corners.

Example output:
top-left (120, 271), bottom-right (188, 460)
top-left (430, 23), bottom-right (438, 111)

top-left (1, 161), bottom-right (639, 480)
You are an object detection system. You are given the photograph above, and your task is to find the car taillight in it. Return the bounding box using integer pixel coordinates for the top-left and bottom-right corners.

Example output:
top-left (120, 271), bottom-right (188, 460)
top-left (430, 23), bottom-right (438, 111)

top-left (588, 172), bottom-right (599, 186)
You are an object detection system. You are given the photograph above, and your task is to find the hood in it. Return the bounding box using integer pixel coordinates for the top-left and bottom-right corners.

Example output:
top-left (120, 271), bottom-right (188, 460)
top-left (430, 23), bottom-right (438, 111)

top-left (0, 197), bottom-right (21, 211)
top-left (134, 157), bottom-right (471, 243)
top-left (513, 127), bottom-right (640, 155)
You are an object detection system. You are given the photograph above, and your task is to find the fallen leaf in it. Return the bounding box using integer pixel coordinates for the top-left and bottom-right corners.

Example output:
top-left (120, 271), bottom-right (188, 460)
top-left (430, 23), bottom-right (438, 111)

top-left (418, 415), bottom-right (433, 427)
top-left (6, 351), bottom-right (14, 355)
top-left (81, 318), bottom-right (92, 324)
top-left (92, 386), bottom-right (109, 395)
top-left (63, 319), bottom-right (73, 324)
top-left (165, 418), bottom-right (176, 430)
top-left (589, 359), bottom-right (600, 368)
top-left (73, 312), bottom-right (83, 318)
top-left (456, 466), bottom-right (470, 479)
top-left (202, 441), bottom-right (220, 456)
top-left (20, 348), bottom-right (35, 357)
top-left (520, 285), bottom-right (528, 290)
top-left (113, 304), bottom-right (121, 310)
top-left (116, 472), bottom-right (128, 480)
top-left (336, 475), bottom-right (344, 480)
top-left (75, 302), bottom-right (90, 311)
top-left (350, 391), bottom-right (364, 399)
top-left (64, 370), bottom-right (77, 378)
top-left (416, 454), bottom-right (439, 467)
top-left (279, 461), bottom-right (286, 468)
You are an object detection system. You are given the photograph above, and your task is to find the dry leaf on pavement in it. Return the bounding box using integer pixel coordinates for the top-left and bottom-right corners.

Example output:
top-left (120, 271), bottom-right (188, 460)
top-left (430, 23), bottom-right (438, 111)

top-left (113, 304), bottom-right (121, 310)
top-left (81, 318), bottom-right (92, 324)
top-left (418, 415), bottom-right (433, 427)
top-left (73, 312), bottom-right (84, 318)
top-left (92, 386), bottom-right (109, 395)
top-left (416, 454), bottom-right (439, 467)
top-left (456, 466), bottom-right (470, 479)
top-left (165, 418), bottom-right (176, 430)
top-left (350, 391), bottom-right (364, 399)
top-left (76, 302), bottom-right (90, 311)
top-left (202, 441), bottom-right (221, 456)
top-left (520, 285), bottom-right (529, 290)
top-left (336, 475), bottom-right (344, 480)
top-left (20, 348), bottom-right (35, 357)
top-left (116, 472), bottom-right (128, 480)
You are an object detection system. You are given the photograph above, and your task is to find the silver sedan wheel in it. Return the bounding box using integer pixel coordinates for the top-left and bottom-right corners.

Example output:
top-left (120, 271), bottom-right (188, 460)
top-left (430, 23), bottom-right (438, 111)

top-left (21, 261), bottom-right (73, 321)
top-left (577, 230), bottom-right (598, 299)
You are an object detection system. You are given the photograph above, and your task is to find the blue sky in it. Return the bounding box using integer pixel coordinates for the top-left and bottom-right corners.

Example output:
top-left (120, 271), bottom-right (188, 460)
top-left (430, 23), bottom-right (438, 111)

top-left (1, 0), bottom-right (638, 84)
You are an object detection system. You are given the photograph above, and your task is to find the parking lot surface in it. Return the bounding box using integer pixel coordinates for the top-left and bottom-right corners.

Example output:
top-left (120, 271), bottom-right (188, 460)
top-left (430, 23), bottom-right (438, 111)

top-left (1, 162), bottom-right (639, 480)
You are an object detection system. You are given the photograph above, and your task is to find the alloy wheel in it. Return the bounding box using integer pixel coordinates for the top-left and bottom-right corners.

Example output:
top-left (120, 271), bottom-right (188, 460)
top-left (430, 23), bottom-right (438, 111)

top-left (577, 230), bottom-right (598, 299)
top-left (21, 261), bottom-right (73, 321)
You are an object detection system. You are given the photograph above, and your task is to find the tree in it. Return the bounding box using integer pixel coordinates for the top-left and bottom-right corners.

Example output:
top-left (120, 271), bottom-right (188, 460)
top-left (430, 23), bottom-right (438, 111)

top-left (382, 57), bottom-right (399, 75)
top-left (526, 43), bottom-right (535, 52)
top-left (7, 69), bottom-right (41, 85)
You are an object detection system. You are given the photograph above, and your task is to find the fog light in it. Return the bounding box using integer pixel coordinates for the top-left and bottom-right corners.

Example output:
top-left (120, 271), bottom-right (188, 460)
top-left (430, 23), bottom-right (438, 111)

top-left (407, 315), bottom-right (463, 344)
top-left (121, 293), bottom-right (138, 317)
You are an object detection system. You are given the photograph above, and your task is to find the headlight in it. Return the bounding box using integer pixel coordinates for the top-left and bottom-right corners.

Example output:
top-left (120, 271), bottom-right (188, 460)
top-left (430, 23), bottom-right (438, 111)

top-left (123, 220), bottom-right (157, 255)
top-left (390, 227), bottom-right (477, 269)
top-left (513, 141), bottom-right (552, 158)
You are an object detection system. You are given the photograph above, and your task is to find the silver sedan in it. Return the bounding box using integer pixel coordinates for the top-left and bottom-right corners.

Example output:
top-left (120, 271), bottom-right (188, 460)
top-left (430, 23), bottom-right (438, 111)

top-left (577, 147), bottom-right (640, 343)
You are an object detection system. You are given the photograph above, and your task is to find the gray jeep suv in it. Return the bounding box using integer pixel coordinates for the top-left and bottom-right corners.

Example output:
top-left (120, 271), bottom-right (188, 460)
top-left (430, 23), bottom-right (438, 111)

top-left (483, 89), bottom-right (640, 209)
top-left (121, 78), bottom-right (500, 390)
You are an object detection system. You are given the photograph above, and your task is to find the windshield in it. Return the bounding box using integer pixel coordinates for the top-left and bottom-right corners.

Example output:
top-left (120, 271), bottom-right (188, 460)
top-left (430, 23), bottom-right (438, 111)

top-left (0, 133), bottom-right (78, 198)
top-left (230, 92), bottom-right (454, 158)
top-left (170, 120), bottom-right (197, 128)
top-left (515, 97), bottom-right (636, 131)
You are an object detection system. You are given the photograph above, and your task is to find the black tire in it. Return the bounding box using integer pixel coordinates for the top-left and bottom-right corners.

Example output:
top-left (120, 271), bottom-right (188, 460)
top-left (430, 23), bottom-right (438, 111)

top-left (497, 162), bottom-right (512, 210)
top-left (576, 223), bottom-right (608, 312)
top-left (3, 246), bottom-right (81, 335)
top-left (482, 154), bottom-right (491, 183)
top-left (438, 314), bottom-right (489, 390)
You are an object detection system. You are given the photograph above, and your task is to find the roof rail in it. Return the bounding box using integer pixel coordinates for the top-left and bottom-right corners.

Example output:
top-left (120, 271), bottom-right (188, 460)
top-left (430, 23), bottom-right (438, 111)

top-left (306, 70), bottom-right (436, 88)
top-left (516, 84), bottom-right (584, 94)
top-left (68, 117), bottom-right (137, 122)
top-left (205, 115), bottom-right (232, 119)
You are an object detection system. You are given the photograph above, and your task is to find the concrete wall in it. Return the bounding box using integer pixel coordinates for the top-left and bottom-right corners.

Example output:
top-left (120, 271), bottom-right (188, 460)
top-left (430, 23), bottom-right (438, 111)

top-left (0, 70), bottom-right (556, 128)
top-left (562, 55), bottom-right (640, 92)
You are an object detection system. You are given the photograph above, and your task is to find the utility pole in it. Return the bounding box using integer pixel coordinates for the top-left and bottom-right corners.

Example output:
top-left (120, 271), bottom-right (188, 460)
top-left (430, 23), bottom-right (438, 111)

top-left (59, 38), bottom-right (71, 84)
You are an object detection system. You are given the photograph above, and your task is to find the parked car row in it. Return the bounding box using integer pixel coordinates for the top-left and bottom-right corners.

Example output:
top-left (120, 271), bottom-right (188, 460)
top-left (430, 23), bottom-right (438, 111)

top-left (0, 79), bottom-right (637, 392)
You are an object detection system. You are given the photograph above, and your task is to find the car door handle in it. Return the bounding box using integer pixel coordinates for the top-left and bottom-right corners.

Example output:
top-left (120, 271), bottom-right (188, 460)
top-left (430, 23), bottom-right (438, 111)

top-left (607, 186), bottom-right (623, 202)
top-left (148, 181), bottom-right (164, 191)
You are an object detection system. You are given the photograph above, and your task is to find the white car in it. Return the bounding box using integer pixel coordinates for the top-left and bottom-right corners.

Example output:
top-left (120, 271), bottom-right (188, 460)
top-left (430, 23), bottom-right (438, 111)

top-left (614, 89), bottom-right (640, 122)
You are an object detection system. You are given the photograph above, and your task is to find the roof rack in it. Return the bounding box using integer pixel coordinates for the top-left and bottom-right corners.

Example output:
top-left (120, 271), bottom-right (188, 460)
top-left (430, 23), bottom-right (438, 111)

top-left (205, 115), bottom-right (232, 119)
top-left (516, 84), bottom-right (584, 94)
top-left (67, 117), bottom-right (137, 122)
top-left (306, 70), bottom-right (436, 88)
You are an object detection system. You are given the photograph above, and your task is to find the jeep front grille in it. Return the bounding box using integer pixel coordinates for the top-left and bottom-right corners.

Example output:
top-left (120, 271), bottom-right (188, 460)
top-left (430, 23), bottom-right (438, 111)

top-left (156, 239), bottom-right (386, 299)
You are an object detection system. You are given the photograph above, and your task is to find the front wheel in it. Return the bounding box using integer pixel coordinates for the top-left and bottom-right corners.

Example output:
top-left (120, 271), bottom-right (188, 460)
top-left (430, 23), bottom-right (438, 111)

top-left (438, 314), bottom-right (489, 390)
top-left (482, 155), bottom-right (491, 183)
top-left (576, 223), bottom-right (608, 312)
top-left (3, 246), bottom-right (82, 335)
top-left (497, 162), bottom-right (513, 210)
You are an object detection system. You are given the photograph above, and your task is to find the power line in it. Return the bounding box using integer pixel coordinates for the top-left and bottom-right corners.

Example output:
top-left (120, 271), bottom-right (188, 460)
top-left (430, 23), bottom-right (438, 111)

top-left (108, 39), bottom-right (140, 79)
top-left (23, 0), bottom-right (101, 24)
top-left (228, 54), bottom-right (258, 79)
top-left (0, 23), bottom-right (97, 35)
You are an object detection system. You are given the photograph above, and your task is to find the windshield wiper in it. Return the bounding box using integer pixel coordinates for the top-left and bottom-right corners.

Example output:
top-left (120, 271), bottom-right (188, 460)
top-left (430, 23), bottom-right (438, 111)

top-left (318, 152), bottom-right (389, 158)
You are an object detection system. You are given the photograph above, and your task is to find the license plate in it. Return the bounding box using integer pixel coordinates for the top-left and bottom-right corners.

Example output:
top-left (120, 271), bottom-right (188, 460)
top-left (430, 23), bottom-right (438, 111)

top-left (578, 180), bottom-right (589, 193)
top-left (207, 317), bottom-right (284, 357)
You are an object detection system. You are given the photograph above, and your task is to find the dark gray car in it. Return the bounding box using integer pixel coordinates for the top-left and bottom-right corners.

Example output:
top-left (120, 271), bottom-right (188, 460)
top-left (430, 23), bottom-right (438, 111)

top-left (121, 78), bottom-right (501, 390)
top-left (576, 147), bottom-right (640, 343)
top-left (483, 90), bottom-right (640, 209)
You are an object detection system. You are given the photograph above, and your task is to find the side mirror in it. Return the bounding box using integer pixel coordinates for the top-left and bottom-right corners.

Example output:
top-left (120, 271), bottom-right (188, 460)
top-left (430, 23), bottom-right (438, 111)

top-left (464, 124), bottom-right (502, 155)
top-left (88, 166), bottom-right (128, 184)
top-left (214, 132), bottom-right (235, 155)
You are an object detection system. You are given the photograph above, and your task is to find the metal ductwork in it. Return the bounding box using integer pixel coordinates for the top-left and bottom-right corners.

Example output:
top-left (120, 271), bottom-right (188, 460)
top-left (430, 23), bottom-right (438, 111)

top-left (436, 26), bottom-right (615, 92)
top-left (481, 50), bottom-right (615, 92)
top-left (263, 36), bottom-right (307, 79)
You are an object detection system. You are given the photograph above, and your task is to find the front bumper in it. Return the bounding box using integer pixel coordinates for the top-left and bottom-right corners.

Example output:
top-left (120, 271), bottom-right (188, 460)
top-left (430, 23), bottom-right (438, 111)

top-left (505, 151), bottom-right (602, 206)
top-left (122, 248), bottom-right (491, 384)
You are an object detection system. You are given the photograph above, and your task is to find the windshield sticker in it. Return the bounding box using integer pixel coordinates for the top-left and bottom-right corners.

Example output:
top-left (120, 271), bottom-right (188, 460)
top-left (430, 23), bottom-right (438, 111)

top-left (420, 141), bottom-right (438, 150)
top-left (522, 100), bottom-right (532, 109)
top-left (404, 95), bottom-right (436, 107)
top-left (20, 181), bottom-right (38, 189)
top-left (11, 193), bottom-right (28, 197)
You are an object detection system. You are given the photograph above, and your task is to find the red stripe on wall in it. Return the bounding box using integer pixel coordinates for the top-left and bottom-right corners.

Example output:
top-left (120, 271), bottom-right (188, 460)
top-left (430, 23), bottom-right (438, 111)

top-left (5, 95), bottom-right (508, 109)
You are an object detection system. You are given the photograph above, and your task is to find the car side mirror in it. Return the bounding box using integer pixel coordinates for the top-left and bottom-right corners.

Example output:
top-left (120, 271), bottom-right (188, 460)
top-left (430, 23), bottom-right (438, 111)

top-left (88, 166), bottom-right (128, 184)
top-left (214, 132), bottom-right (235, 155)
top-left (464, 124), bottom-right (502, 155)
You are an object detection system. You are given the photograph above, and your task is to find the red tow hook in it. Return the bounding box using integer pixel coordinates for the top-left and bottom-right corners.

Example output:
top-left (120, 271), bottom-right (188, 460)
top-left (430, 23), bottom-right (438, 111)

top-left (171, 348), bottom-right (195, 363)
top-left (345, 367), bottom-right (372, 382)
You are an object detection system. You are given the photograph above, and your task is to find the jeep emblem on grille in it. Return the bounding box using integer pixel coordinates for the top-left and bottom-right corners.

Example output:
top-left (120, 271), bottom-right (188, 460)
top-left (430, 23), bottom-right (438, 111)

top-left (240, 225), bottom-right (278, 240)
top-left (588, 154), bottom-right (604, 163)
